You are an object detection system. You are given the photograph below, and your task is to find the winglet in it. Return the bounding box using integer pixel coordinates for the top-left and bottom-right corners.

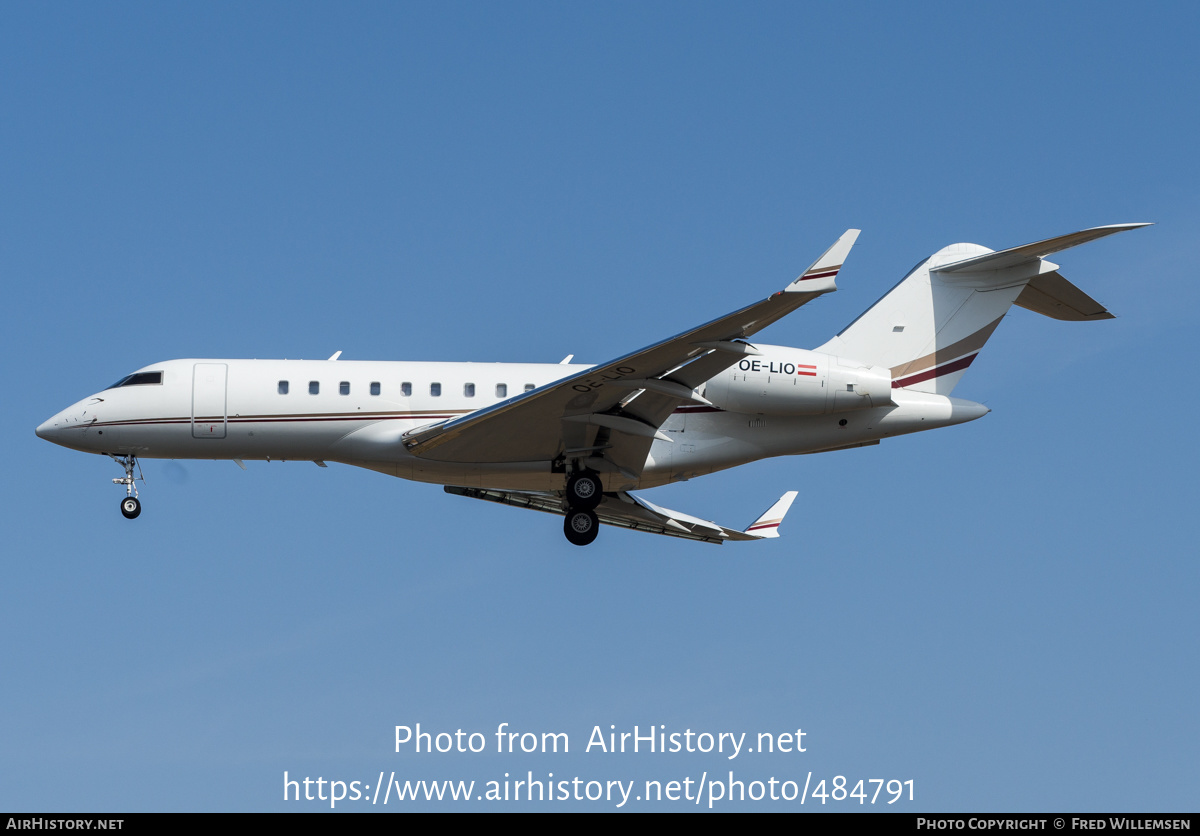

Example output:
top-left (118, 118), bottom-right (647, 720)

top-left (788, 229), bottom-right (860, 293)
top-left (743, 490), bottom-right (799, 538)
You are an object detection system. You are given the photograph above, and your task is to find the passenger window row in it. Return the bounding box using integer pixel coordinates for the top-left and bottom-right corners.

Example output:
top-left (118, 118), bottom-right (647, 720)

top-left (276, 381), bottom-right (537, 397)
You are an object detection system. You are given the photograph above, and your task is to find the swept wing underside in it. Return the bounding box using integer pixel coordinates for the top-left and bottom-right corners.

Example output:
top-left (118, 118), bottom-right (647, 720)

top-left (446, 486), bottom-right (799, 545)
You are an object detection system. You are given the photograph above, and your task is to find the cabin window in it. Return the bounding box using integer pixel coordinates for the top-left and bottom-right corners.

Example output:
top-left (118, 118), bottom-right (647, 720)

top-left (278, 380), bottom-right (289, 395)
top-left (464, 383), bottom-right (475, 397)
top-left (370, 382), bottom-right (381, 396)
top-left (339, 381), bottom-right (350, 395)
top-left (309, 381), bottom-right (319, 395)
top-left (524, 383), bottom-right (535, 392)
top-left (496, 383), bottom-right (507, 398)
top-left (401, 382), bottom-right (412, 397)
top-left (430, 382), bottom-right (441, 397)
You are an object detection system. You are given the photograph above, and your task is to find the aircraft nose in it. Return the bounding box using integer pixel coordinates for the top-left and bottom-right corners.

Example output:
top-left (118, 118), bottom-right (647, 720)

top-left (36, 408), bottom-right (79, 444)
top-left (36, 404), bottom-right (103, 452)
top-left (36, 415), bottom-right (59, 441)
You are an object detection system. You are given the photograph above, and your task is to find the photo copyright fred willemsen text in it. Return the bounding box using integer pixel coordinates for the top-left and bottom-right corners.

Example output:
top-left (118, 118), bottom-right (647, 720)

top-left (281, 723), bottom-right (916, 808)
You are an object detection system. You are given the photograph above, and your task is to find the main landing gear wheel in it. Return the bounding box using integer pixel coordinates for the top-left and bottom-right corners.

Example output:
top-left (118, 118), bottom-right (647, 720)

top-left (563, 508), bottom-right (599, 547)
top-left (565, 470), bottom-right (603, 510)
top-left (120, 496), bottom-right (141, 519)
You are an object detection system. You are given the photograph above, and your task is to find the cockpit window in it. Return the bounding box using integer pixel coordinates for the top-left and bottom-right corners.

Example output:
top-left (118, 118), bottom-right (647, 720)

top-left (107, 371), bottom-right (163, 389)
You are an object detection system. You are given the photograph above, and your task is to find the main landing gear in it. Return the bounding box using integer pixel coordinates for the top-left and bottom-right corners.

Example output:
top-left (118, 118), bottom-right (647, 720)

top-left (110, 454), bottom-right (143, 519)
top-left (563, 470), bottom-right (602, 546)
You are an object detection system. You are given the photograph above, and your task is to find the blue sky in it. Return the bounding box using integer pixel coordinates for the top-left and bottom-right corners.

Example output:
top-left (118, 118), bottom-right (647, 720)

top-left (3, 2), bottom-right (1197, 812)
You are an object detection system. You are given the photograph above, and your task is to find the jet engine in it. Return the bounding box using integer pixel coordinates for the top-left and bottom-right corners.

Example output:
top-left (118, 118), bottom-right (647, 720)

top-left (703, 346), bottom-right (893, 415)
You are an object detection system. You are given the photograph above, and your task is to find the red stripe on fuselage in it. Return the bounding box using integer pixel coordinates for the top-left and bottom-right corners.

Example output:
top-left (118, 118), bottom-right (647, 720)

top-left (70, 413), bottom-right (466, 430)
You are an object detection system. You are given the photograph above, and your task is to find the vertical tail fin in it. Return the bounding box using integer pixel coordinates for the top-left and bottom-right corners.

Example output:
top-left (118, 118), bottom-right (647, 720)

top-left (816, 224), bottom-right (1148, 395)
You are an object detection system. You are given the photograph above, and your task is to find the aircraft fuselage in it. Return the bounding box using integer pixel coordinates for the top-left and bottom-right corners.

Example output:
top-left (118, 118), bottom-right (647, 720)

top-left (37, 353), bottom-right (986, 493)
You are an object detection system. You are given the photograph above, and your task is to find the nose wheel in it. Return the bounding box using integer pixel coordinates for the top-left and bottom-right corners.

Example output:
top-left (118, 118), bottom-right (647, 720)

top-left (109, 454), bottom-right (144, 520)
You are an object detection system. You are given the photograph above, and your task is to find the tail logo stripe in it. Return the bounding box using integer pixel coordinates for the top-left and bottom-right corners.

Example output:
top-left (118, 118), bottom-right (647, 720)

top-left (892, 353), bottom-right (979, 389)
top-left (889, 315), bottom-right (1005, 382)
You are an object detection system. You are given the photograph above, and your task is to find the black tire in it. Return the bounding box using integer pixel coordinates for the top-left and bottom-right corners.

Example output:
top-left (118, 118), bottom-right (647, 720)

top-left (120, 496), bottom-right (141, 519)
top-left (566, 471), bottom-right (603, 510)
top-left (563, 508), bottom-right (599, 546)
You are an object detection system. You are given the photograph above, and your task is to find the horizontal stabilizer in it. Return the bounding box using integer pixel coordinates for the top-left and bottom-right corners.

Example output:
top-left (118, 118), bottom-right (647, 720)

top-left (1014, 271), bottom-right (1114, 321)
top-left (934, 223), bottom-right (1150, 275)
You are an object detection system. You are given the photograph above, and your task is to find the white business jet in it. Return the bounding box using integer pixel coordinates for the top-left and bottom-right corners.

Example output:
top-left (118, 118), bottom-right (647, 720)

top-left (36, 223), bottom-right (1146, 545)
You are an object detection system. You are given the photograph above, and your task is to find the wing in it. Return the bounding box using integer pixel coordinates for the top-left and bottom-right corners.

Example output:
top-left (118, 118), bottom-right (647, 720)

top-left (446, 486), bottom-right (799, 545)
top-left (404, 230), bottom-right (859, 479)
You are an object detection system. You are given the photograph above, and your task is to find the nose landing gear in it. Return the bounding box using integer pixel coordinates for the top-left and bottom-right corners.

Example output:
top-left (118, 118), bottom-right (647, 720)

top-left (110, 454), bottom-right (144, 519)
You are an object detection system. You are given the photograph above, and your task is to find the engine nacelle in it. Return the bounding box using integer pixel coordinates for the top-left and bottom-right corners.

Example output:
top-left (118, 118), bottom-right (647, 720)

top-left (703, 345), bottom-right (893, 416)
